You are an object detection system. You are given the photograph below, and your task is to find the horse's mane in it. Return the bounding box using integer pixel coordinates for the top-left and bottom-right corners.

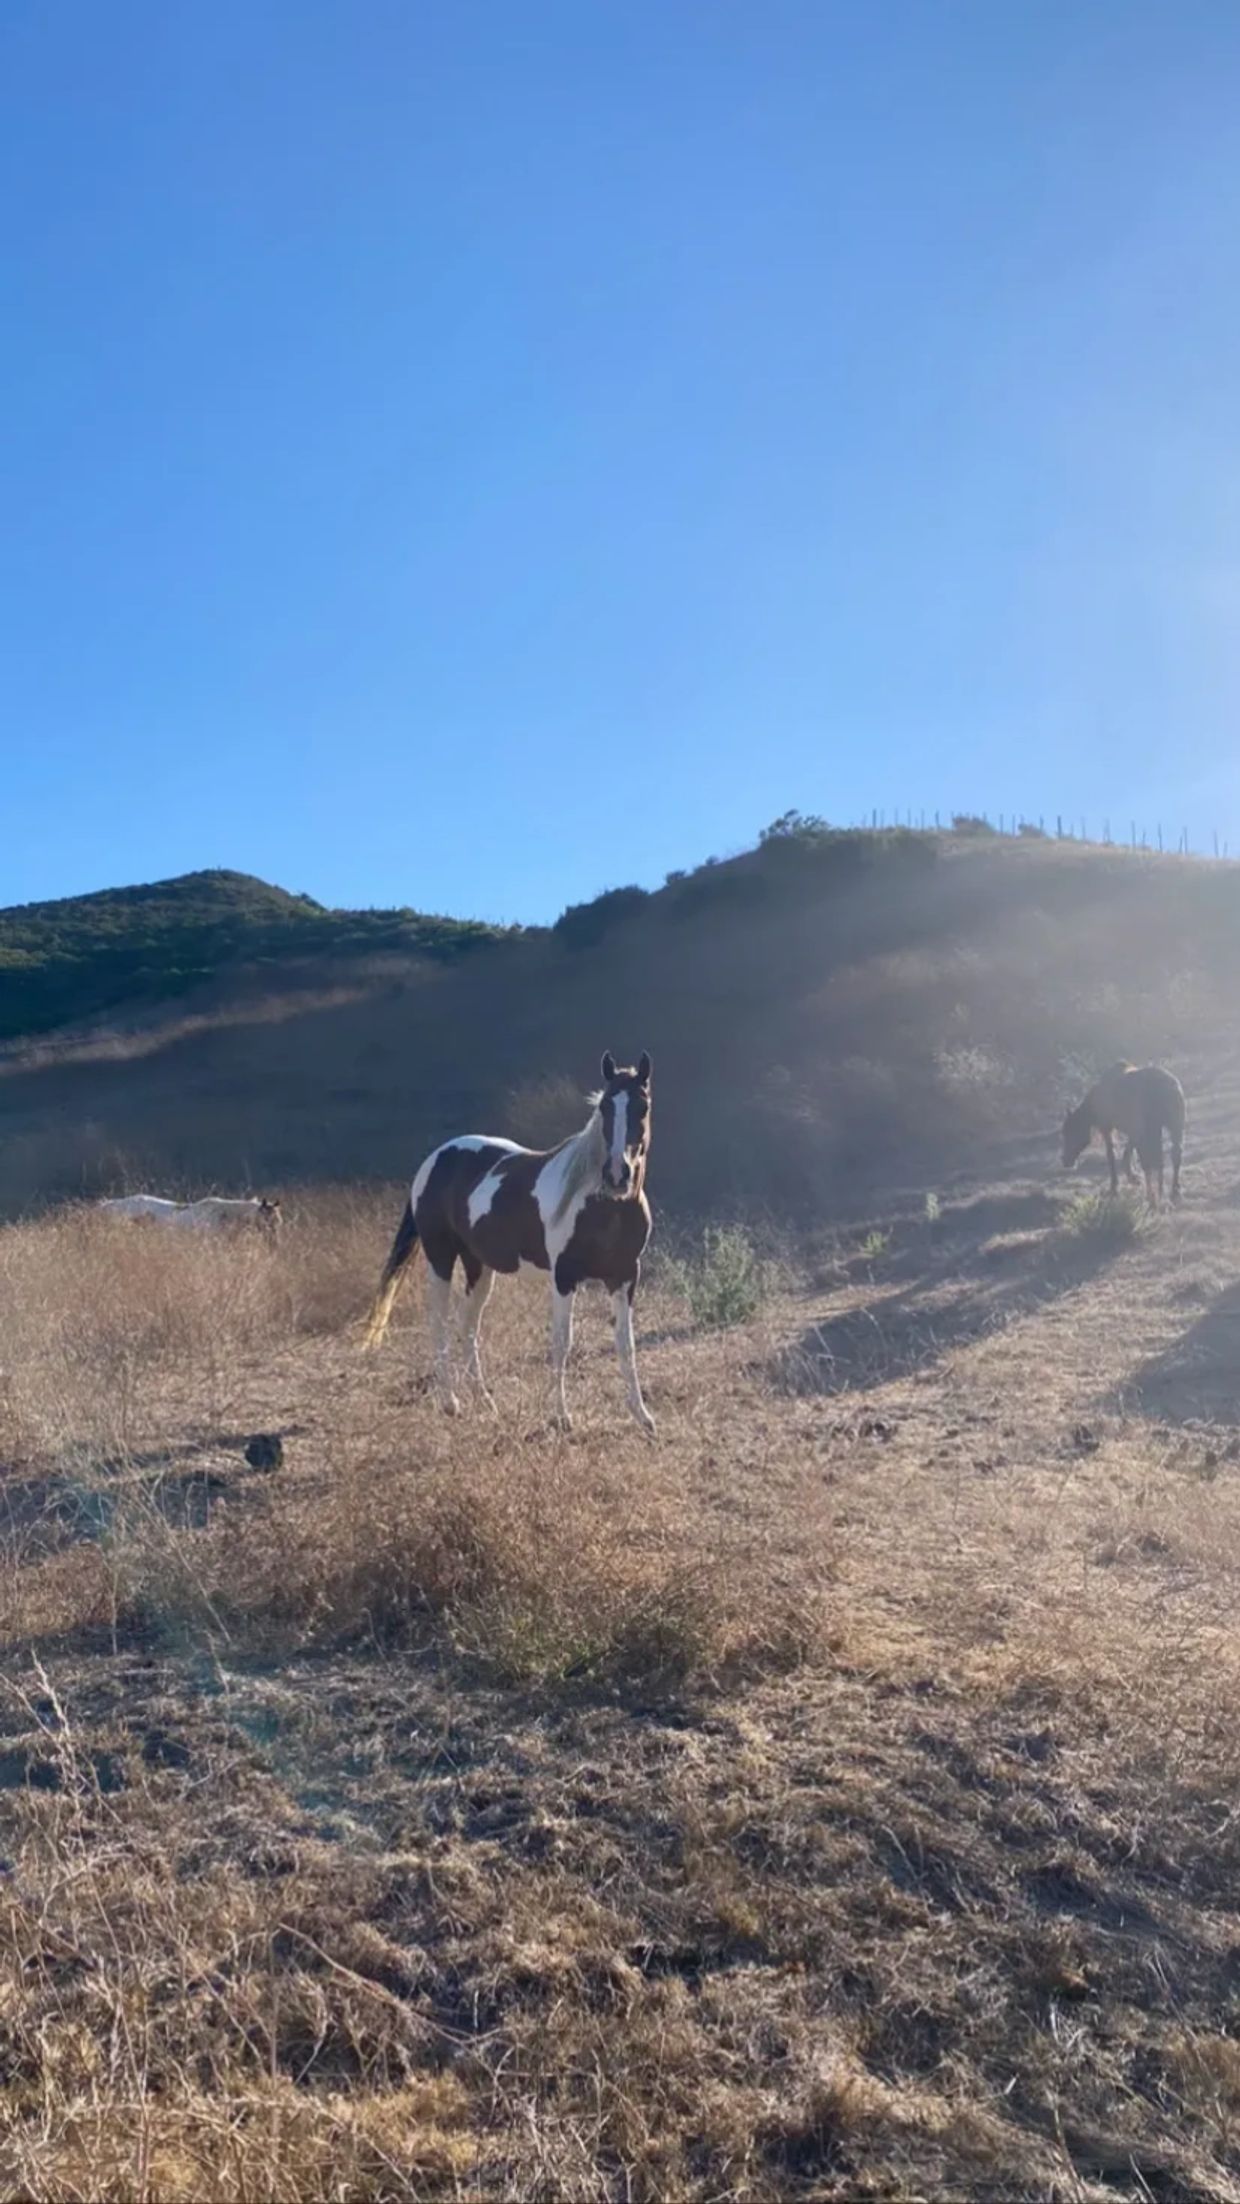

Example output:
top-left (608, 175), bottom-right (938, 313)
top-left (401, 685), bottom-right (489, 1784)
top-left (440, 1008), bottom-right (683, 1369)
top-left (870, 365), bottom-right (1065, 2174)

top-left (541, 1102), bottom-right (606, 1226)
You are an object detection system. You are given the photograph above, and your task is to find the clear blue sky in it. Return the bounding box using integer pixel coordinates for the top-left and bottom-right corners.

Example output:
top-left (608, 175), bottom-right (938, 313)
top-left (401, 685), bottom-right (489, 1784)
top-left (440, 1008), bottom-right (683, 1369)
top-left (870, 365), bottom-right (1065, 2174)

top-left (4, 3), bottom-right (1239, 924)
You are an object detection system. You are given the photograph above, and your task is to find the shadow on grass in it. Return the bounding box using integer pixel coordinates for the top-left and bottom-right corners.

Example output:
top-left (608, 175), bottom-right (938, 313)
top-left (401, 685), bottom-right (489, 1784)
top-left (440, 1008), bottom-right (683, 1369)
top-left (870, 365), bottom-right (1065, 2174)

top-left (1119, 1277), bottom-right (1240, 1428)
top-left (772, 1218), bottom-right (1128, 1397)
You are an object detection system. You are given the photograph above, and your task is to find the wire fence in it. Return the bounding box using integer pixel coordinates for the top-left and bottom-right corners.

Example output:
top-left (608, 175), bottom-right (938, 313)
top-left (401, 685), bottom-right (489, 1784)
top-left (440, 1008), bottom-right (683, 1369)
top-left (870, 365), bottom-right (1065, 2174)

top-left (851, 810), bottom-right (1231, 861)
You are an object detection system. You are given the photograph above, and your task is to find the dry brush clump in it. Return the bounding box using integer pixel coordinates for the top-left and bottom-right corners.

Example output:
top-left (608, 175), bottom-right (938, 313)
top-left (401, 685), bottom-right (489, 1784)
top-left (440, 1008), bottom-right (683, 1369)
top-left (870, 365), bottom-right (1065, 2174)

top-left (112, 1422), bottom-right (821, 1692)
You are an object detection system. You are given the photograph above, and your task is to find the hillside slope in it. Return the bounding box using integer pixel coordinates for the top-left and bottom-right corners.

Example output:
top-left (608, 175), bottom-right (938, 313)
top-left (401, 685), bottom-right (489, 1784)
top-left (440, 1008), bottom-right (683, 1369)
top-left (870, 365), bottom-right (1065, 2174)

top-left (1, 828), bottom-right (1238, 1218)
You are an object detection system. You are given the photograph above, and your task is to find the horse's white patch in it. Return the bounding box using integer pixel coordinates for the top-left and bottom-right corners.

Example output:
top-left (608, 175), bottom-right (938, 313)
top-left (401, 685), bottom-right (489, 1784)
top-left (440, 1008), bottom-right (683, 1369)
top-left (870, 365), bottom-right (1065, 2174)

top-left (534, 1111), bottom-right (606, 1260)
top-left (467, 1148), bottom-right (523, 1226)
top-left (411, 1136), bottom-right (527, 1222)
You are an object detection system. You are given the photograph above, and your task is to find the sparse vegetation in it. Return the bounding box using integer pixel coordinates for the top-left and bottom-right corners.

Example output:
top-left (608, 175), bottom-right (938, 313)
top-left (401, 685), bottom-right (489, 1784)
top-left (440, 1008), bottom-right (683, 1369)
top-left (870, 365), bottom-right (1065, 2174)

top-left (1058, 1188), bottom-right (1150, 1248)
top-left (660, 1221), bottom-right (772, 1328)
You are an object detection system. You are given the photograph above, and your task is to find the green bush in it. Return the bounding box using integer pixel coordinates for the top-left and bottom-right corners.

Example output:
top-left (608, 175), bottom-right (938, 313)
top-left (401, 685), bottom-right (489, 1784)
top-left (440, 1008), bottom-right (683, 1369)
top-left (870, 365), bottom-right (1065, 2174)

top-left (662, 1224), bottom-right (771, 1329)
top-left (1057, 1191), bottom-right (1148, 1249)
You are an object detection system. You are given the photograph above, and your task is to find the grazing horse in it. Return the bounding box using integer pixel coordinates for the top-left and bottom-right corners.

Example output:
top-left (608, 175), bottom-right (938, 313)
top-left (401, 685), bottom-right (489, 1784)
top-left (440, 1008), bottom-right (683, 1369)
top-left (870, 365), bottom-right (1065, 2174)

top-left (97, 1195), bottom-right (184, 1223)
top-left (1061, 1063), bottom-right (1185, 1206)
top-left (98, 1194), bottom-right (282, 1236)
top-left (364, 1052), bottom-right (655, 1432)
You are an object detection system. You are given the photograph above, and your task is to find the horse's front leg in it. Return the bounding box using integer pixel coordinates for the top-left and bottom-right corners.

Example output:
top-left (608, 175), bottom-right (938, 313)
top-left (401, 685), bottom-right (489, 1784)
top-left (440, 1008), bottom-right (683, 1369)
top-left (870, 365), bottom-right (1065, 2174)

top-left (1104, 1130), bottom-right (1120, 1194)
top-left (550, 1284), bottom-right (576, 1430)
top-left (612, 1281), bottom-right (656, 1436)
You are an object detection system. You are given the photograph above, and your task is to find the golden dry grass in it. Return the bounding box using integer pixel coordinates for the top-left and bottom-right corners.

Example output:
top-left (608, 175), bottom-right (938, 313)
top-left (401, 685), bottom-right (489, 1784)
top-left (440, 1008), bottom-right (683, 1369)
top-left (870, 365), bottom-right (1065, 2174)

top-left (5, 1088), bottom-right (1240, 2199)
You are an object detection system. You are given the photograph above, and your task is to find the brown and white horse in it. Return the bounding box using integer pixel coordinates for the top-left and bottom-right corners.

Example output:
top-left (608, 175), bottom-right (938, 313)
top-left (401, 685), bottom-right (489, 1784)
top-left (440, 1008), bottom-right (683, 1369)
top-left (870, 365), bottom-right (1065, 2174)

top-left (364, 1052), bottom-right (655, 1432)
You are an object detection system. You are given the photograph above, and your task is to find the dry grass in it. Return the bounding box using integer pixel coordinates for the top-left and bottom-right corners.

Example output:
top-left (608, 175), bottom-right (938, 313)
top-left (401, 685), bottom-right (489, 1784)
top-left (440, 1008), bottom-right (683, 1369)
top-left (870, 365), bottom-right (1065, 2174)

top-left (5, 1093), bottom-right (1240, 2198)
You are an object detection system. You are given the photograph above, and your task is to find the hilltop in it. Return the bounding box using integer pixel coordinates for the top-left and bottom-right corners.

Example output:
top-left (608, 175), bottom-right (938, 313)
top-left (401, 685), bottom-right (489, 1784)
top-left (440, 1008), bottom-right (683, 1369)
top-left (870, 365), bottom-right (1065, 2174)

top-left (1, 820), bottom-right (1238, 1217)
top-left (0, 867), bottom-right (509, 1041)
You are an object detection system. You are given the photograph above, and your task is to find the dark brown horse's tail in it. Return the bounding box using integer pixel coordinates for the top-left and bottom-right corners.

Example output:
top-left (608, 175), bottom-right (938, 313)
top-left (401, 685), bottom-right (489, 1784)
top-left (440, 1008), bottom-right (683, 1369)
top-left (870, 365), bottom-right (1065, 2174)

top-left (362, 1197), bottom-right (420, 1349)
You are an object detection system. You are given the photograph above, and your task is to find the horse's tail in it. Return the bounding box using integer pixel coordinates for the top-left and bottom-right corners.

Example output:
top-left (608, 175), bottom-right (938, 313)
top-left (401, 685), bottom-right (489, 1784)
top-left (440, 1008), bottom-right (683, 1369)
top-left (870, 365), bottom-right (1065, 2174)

top-left (362, 1197), bottom-right (420, 1349)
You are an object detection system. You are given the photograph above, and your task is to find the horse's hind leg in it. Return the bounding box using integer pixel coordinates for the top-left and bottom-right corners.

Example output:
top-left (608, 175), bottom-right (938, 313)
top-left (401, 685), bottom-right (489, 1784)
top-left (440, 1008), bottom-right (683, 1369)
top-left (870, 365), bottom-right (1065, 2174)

top-left (459, 1260), bottom-right (497, 1411)
top-left (1104, 1130), bottom-right (1120, 1194)
top-left (423, 1239), bottom-right (461, 1414)
top-left (1120, 1136), bottom-right (1138, 1183)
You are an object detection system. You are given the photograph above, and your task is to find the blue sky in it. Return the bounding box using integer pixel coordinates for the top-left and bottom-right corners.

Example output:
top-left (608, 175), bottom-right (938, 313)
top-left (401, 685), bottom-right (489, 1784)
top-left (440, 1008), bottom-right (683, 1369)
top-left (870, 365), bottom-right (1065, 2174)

top-left (4, 2), bottom-right (1239, 924)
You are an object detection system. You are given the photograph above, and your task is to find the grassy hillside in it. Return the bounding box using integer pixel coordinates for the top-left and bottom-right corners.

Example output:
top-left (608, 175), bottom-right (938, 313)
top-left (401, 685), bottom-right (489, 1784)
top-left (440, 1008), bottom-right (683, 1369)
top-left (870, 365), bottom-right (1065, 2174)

top-left (1, 823), bottom-right (1239, 1217)
top-left (0, 867), bottom-right (510, 1040)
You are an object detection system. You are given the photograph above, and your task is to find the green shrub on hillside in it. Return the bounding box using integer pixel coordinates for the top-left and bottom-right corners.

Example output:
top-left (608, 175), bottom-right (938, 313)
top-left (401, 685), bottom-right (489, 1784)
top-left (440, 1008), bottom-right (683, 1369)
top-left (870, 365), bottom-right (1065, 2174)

top-left (1057, 1191), bottom-right (1149, 1249)
top-left (553, 885), bottom-right (650, 951)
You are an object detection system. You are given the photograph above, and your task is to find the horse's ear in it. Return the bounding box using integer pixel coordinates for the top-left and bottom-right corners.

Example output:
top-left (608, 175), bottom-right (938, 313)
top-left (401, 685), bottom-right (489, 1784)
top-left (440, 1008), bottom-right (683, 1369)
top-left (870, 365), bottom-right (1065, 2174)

top-left (601, 1051), bottom-right (616, 1082)
top-left (638, 1051), bottom-right (652, 1083)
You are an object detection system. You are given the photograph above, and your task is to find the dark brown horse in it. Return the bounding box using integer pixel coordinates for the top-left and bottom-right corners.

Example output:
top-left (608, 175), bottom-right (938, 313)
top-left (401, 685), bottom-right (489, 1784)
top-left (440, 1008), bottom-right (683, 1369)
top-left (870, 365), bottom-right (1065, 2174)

top-left (1062, 1062), bottom-right (1185, 1206)
top-left (364, 1052), bottom-right (655, 1431)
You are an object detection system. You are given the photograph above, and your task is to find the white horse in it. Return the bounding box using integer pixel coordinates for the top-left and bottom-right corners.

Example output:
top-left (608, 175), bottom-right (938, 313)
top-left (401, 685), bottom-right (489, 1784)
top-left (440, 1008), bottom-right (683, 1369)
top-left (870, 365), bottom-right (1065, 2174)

top-left (97, 1195), bottom-right (281, 1235)
top-left (97, 1196), bottom-right (184, 1222)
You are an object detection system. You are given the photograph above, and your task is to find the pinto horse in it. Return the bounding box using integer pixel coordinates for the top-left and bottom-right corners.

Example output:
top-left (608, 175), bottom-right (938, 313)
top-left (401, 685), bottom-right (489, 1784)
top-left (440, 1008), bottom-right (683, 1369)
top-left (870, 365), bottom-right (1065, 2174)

top-left (364, 1052), bottom-right (655, 1432)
